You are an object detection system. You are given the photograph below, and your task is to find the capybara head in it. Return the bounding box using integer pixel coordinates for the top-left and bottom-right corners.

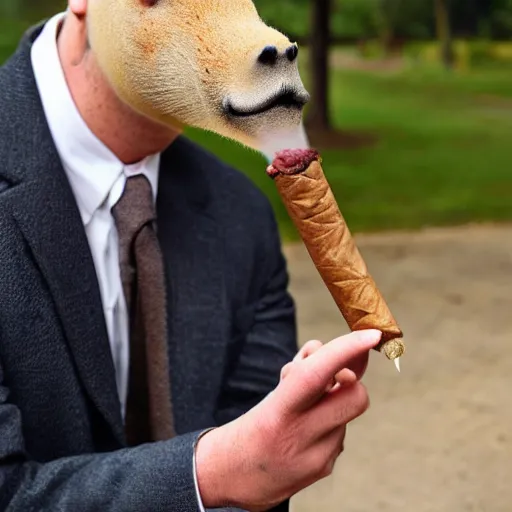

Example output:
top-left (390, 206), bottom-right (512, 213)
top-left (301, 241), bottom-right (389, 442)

top-left (86, 0), bottom-right (310, 150)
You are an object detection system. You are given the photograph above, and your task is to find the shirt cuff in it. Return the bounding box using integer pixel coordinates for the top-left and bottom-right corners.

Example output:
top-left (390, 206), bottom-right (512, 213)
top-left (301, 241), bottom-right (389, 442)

top-left (193, 427), bottom-right (217, 512)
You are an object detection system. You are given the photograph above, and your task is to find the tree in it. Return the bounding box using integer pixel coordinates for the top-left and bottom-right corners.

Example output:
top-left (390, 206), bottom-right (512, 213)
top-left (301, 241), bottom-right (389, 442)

top-left (306, 0), bottom-right (332, 131)
top-left (434, 0), bottom-right (455, 69)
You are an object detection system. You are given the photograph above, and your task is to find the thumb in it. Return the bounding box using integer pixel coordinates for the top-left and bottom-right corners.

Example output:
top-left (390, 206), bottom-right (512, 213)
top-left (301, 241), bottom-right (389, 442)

top-left (280, 329), bottom-right (381, 412)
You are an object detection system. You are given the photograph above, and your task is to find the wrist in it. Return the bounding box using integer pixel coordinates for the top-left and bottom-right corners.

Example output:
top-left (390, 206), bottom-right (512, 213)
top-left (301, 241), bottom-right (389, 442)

top-left (195, 425), bottom-right (241, 508)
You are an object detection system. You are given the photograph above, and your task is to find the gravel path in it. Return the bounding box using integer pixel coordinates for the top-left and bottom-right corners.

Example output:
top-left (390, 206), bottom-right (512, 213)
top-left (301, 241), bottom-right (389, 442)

top-left (286, 224), bottom-right (512, 512)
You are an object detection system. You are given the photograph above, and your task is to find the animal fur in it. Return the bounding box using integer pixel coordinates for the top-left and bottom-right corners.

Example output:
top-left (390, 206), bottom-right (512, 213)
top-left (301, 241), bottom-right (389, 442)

top-left (87, 0), bottom-right (309, 150)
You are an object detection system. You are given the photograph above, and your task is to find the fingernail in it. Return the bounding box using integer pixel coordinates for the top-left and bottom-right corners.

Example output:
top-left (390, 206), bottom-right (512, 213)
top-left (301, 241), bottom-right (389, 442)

top-left (359, 329), bottom-right (382, 343)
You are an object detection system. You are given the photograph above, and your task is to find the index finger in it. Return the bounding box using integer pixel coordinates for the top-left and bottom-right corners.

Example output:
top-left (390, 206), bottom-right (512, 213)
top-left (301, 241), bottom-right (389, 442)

top-left (282, 329), bottom-right (382, 411)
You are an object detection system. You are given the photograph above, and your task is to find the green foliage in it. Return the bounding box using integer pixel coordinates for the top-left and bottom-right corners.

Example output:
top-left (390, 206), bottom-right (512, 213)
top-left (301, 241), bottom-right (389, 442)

top-left (2, 0), bottom-right (512, 41)
top-left (330, 0), bottom-right (380, 39)
top-left (403, 40), bottom-right (512, 71)
top-left (258, 0), bottom-right (512, 41)
top-left (0, 17), bottom-right (30, 64)
top-left (0, 0), bottom-right (66, 21)
top-left (377, 0), bottom-right (433, 39)
top-left (254, 0), bottom-right (311, 39)
top-left (489, 0), bottom-right (512, 38)
top-left (0, 0), bottom-right (66, 63)
top-left (255, 0), bottom-right (434, 40)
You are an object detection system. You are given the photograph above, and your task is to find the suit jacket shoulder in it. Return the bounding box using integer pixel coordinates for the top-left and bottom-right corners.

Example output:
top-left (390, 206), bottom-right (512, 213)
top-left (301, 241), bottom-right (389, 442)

top-left (158, 135), bottom-right (287, 316)
top-left (163, 136), bottom-right (274, 219)
top-left (165, 134), bottom-right (279, 231)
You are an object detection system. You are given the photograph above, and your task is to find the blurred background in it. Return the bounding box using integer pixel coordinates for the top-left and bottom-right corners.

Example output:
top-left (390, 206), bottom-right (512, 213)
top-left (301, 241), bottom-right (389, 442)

top-left (1, 1), bottom-right (511, 511)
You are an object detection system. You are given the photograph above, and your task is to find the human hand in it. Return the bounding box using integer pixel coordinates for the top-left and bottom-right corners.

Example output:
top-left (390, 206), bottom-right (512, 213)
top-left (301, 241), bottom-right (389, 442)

top-left (195, 329), bottom-right (381, 511)
top-left (280, 334), bottom-right (370, 391)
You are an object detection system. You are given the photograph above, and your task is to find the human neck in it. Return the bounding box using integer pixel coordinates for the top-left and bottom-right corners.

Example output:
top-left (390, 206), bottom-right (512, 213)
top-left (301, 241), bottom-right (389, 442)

top-left (57, 14), bottom-right (181, 165)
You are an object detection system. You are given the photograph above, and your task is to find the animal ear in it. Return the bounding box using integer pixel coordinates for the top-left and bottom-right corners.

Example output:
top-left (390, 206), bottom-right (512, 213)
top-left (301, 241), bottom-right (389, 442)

top-left (68, 0), bottom-right (87, 17)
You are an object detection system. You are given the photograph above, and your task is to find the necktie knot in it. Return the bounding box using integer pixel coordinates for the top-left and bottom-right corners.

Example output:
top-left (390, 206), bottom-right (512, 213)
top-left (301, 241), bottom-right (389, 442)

top-left (112, 174), bottom-right (156, 241)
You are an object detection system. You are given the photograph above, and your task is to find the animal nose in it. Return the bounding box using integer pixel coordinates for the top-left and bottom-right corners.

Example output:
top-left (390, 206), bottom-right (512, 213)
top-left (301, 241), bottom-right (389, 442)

top-left (258, 45), bottom-right (279, 65)
top-left (286, 45), bottom-right (298, 62)
top-left (257, 44), bottom-right (299, 66)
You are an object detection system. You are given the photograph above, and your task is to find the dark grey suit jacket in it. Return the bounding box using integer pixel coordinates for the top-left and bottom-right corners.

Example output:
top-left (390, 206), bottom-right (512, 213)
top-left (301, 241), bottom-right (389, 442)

top-left (0, 25), bottom-right (297, 511)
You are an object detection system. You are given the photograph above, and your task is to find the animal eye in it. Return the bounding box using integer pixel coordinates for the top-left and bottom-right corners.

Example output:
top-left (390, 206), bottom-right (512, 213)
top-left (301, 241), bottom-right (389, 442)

top-left (141, 0), bottom-right (158, 6)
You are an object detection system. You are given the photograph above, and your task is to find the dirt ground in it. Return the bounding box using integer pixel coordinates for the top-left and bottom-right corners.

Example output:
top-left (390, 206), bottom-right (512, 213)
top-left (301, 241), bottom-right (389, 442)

top-left (286, 224), bottom-right (512, 512)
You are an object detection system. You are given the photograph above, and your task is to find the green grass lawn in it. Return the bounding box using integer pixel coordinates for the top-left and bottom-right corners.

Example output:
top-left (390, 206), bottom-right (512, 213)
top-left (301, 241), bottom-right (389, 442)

top-left (188, 62), bottom-right (512, 241)
top-left (2, 20), bottom-right (511, 241)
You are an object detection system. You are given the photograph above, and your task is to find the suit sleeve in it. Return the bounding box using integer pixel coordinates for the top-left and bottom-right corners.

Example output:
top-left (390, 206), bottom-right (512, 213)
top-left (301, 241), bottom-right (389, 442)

top-left (0, 357), bottom-right (205, 512)
top-left (216, 199), bottom-right (298, 424)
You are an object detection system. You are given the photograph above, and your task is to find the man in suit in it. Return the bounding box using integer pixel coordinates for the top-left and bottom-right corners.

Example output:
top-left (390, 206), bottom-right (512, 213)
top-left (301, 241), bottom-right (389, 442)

top-left (0, 2), bottom-right (381, 511)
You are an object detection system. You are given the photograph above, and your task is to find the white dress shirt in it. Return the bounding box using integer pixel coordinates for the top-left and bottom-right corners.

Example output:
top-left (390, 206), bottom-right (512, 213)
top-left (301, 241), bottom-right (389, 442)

top-left (31, 12), bottom-right (212, 511)
top-left (31, 12), bottom-right (161, 418)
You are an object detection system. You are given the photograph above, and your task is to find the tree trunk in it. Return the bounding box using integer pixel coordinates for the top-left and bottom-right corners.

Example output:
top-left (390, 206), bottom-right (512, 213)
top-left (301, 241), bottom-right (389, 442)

top-left (434, 0), bottom-right (455, 70)
top-left (306, 0), bottom-right (331, 131)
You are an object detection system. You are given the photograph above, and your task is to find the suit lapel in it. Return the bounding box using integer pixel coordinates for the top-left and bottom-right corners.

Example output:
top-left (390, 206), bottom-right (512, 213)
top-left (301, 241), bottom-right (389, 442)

top-left (157, 140), bottom-right (228, 434)
top-left (0, 28), bottom-right (125, 444)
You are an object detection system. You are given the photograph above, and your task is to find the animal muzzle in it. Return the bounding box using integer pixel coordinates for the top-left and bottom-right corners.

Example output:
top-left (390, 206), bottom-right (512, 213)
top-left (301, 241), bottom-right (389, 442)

top-left (224, 87), bottom-right (310, 118)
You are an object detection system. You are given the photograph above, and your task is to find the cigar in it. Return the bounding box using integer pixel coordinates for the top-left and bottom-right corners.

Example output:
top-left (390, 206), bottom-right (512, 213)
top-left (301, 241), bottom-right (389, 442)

top-left (267, 149), bottom-right (405, 364)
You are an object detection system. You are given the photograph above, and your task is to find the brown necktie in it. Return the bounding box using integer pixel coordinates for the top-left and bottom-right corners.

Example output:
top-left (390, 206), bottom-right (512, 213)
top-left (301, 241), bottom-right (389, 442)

top-left (112, 174), bottom-right (175, 445)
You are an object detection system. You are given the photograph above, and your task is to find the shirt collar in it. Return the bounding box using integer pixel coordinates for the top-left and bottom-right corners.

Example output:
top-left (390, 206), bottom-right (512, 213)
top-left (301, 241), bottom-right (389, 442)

top-left (30, 12), bottom-right (160, 225)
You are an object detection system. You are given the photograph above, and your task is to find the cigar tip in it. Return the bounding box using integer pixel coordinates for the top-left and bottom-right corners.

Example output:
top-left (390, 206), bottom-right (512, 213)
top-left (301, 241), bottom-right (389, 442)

top-left (271, 148), bottom-right (320, 176)
top-left (380, 338), bottom-right (405, 360)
